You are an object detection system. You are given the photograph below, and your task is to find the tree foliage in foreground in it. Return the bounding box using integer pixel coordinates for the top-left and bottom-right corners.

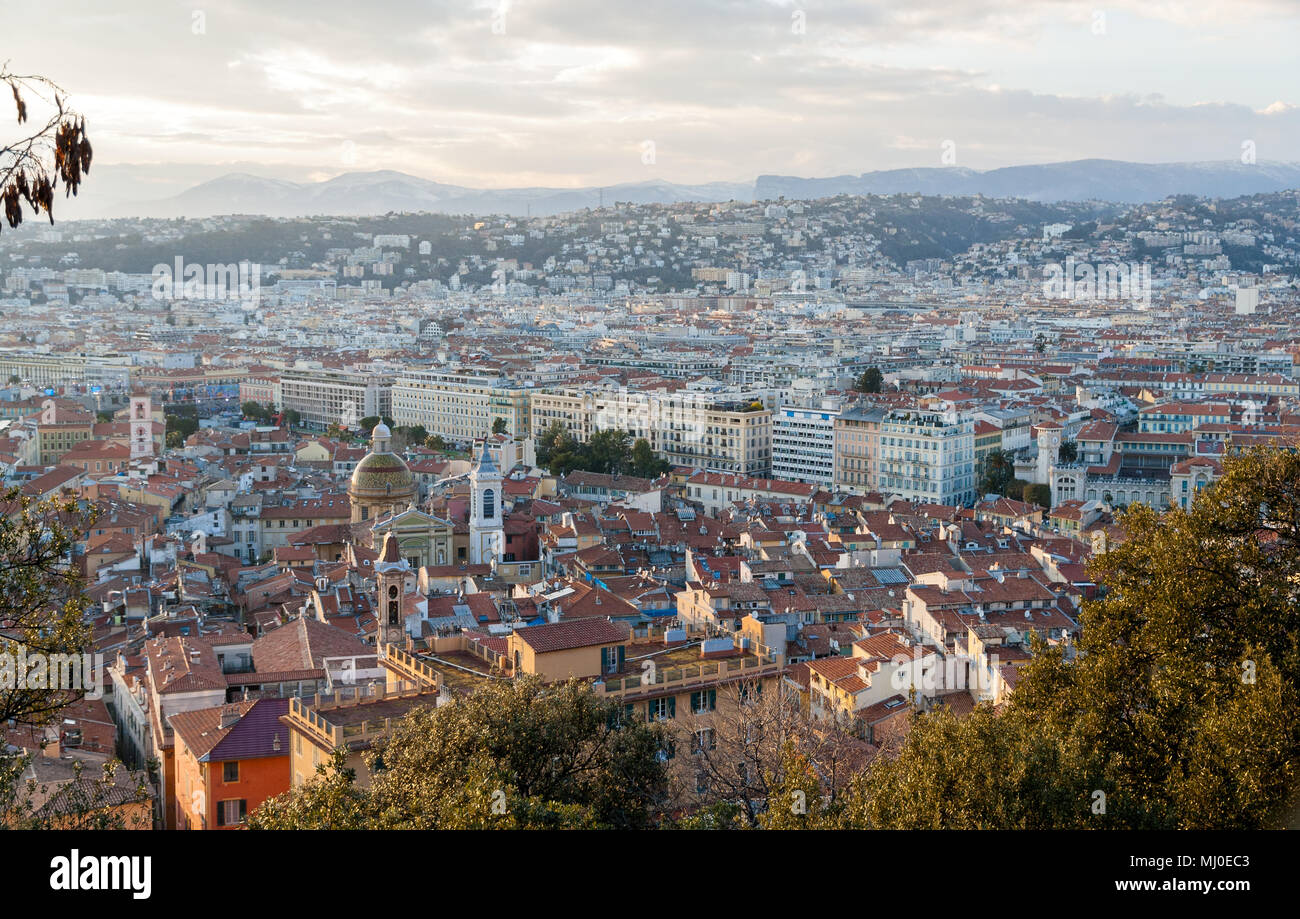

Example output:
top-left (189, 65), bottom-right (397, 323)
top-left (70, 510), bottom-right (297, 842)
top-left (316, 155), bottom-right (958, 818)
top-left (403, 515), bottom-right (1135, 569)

top-left (839, 447), bottom-right (1300, 829)
top-left (0, 490), bottom-right (150, 828)
top-left (0, 489), bottom-right (96, 726)
top-left (250, 677), bottom-right (669, 829)
top-left (1, 756), bottom-right (150, 830)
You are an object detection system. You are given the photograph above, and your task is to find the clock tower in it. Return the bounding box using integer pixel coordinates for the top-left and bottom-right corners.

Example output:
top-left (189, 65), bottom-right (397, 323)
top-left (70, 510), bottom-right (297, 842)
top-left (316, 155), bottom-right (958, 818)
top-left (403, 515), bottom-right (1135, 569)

top-left (129, 390), bottom-right (154, 460)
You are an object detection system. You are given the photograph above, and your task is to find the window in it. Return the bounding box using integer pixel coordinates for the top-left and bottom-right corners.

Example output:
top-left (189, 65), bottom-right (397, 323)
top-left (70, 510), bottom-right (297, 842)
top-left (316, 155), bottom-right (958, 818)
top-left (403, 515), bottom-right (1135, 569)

top-left (692, 728), bottom-right (716, 753)
top-left (216, 799), bottom-right (247, 827)
top-left (482, 488), bottom-right (496, 520)
top-left (648, 697), bottom-right (675, 721)
top-left (222, 761), bottom-right (239, 783)
top-left (690, 689), bottom-right (717, 714)
top-left (600, 645), bottom-right (625, 675)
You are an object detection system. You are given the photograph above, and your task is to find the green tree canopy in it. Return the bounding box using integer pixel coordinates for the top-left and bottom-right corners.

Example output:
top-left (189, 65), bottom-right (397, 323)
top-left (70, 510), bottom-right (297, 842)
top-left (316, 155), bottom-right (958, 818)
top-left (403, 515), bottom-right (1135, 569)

top-left (250, 677), bottom-right (669, 830)
top-left (976, 449), bottom-right (1016, 496)
top-left (855, 367), bottom-right (884, 393)
top-left (241, 400), bottom-right (264, 419)
top-left (0, 490), bottom-right (150, 828)
top-left (1023, 483), bottom-right (1051, 508)
top-left (631, 438), bottom-right (670, 478)
top-left (839, 447), bottom-right (1300, 829)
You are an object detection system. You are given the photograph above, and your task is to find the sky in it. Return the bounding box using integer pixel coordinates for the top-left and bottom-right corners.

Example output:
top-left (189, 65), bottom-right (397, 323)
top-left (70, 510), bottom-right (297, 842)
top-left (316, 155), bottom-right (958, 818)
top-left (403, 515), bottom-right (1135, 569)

top-left (5, 0), bottom-right (1299, 209)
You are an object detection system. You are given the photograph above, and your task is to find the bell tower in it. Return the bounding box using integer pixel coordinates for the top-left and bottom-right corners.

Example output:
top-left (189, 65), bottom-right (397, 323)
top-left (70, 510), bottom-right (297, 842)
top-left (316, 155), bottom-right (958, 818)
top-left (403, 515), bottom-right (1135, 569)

top-left (374, 532), bottom-right (410, 650)
top-left (469, 444), bottom-right (503, 565)
top-left (130, 390), bottom-right (154, 459)
top-left (1036, 421), bottom-right (1062, 495)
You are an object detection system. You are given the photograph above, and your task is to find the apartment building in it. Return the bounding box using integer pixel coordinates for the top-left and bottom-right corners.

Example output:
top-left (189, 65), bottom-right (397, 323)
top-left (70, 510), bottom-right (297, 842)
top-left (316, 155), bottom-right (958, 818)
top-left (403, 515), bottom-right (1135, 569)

top-left (531, 386), bottom-right (772, 475)
top-left (0, 351), bottom-right (87, 388)
top-left (876, 410), bottom-right (975, 506)
top-left (391, 367), bottom-right (530, 442)
top-left (257, 494), bottom-right (353, 556)
top-left (771, 401), bottom-right (840, 486)
top-left (170, 699), bottom-right (291, 830)
top-left (502, 616), bottom-right (785, 797)
top-left (279, 367), bottom-right (391, 430)
top-left (833, 404), bottom-right (886, 493)
top-left (238, 372), bottom-right (281, 411)
top-left (35, 400), bottom-right (95, 463)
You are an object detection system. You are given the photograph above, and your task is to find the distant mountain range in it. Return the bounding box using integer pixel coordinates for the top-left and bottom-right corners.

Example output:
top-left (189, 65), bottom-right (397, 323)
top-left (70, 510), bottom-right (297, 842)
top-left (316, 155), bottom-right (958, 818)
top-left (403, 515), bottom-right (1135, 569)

top-left (755, 159), bottom-right (1300, 204)
top-left (112, 170), bottom-right (753, 219)
top-left (109, 159), bottom-right (1300, 218)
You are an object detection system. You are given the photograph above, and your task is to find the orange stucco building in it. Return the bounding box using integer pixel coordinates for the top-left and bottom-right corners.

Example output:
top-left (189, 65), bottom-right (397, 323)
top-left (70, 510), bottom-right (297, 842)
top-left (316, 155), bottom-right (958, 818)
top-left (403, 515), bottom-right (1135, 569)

top-left (169, 698), bottom-right (291, 829)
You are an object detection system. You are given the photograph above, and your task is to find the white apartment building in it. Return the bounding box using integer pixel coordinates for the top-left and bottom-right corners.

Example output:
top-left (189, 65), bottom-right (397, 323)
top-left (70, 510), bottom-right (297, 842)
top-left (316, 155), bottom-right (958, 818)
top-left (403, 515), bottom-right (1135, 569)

top-left (530, 385), bottom-right (772, 475)
top-left (877, 410), bottom-right (975, 506)
top-left (771, 401), bottom-right (840, 486)
top-left (391, 368), bottom-right (530, 443)
top-left (279, 367), bottom-right (391, 430)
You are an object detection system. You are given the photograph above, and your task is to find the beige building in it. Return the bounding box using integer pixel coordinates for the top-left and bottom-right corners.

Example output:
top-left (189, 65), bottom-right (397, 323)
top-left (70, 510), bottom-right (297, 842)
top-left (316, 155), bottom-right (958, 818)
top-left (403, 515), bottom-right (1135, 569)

top-left (392, 367), bottom-right (531, 443)
top-left (834, 404), bottom-right (887, 493)
top-left (531, 386), bottom-right (772, 475)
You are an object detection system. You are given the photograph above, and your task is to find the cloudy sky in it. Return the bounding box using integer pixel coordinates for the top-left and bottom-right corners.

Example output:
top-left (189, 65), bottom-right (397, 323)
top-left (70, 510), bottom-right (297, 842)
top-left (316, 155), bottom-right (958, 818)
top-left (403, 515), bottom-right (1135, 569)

top-left (7, 0), bottom-right (1299, 208)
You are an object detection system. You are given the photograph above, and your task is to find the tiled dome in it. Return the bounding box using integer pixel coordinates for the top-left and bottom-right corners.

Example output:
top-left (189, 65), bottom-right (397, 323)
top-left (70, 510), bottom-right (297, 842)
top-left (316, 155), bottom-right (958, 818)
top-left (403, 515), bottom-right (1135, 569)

top-left (348, 450), bottom-right (416, 498)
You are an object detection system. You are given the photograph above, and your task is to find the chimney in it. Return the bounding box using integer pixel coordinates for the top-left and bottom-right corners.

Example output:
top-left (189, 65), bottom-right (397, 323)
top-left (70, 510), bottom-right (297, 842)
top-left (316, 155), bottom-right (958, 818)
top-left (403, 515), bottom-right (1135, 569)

top-left (219, 704), bottom-right (242, 729)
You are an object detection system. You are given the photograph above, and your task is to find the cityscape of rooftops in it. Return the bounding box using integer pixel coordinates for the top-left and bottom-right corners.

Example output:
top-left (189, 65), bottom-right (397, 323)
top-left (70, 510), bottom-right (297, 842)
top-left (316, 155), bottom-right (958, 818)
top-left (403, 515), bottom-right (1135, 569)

top-left (0, 0), bottom-right (1295, 888)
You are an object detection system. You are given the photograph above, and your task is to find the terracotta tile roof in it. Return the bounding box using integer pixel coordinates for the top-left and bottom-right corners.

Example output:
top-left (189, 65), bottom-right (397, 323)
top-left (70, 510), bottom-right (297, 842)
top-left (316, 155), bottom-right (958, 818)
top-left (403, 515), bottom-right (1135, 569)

top-left (251, 616), bottom-right (372, 674)
top-left (514, 617), bottom-right (629, 654)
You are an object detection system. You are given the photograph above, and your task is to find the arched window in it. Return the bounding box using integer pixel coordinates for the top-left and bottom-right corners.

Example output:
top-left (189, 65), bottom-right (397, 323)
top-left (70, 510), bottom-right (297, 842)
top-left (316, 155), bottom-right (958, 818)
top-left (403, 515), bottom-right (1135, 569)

top-left (482, 488), bottom-right (496, 520)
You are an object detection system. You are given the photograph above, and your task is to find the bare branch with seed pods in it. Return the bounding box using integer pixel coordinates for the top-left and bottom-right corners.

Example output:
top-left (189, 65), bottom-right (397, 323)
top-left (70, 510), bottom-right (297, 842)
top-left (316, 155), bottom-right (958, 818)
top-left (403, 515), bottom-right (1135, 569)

top-left (0, 63), bottom-right (93, 234)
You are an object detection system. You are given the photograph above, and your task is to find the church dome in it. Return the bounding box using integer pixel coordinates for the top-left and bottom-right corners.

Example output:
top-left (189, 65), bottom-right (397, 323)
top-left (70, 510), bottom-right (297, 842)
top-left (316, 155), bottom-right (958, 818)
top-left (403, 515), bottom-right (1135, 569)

top-left (349, 450), bottom-right (416, 498)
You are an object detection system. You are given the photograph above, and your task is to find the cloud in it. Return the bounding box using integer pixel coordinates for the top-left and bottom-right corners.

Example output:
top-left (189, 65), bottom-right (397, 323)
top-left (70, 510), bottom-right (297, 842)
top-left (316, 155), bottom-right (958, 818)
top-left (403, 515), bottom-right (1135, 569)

top-left (4, 0), bottom-right (1296, 197)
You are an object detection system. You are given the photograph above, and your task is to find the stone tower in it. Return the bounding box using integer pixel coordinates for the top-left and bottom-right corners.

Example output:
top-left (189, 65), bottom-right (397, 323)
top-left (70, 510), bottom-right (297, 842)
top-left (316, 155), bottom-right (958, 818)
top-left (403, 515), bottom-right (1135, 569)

top-left (374, 532), bottom-right (410, 650)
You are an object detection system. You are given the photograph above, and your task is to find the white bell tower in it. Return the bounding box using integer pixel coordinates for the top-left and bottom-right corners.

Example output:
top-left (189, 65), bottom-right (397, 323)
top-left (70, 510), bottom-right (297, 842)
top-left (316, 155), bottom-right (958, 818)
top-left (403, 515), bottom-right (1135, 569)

top-left (1036, 422), bottom-right (1062, 490)
top-left (469, 445), bottom-right (503, 564)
